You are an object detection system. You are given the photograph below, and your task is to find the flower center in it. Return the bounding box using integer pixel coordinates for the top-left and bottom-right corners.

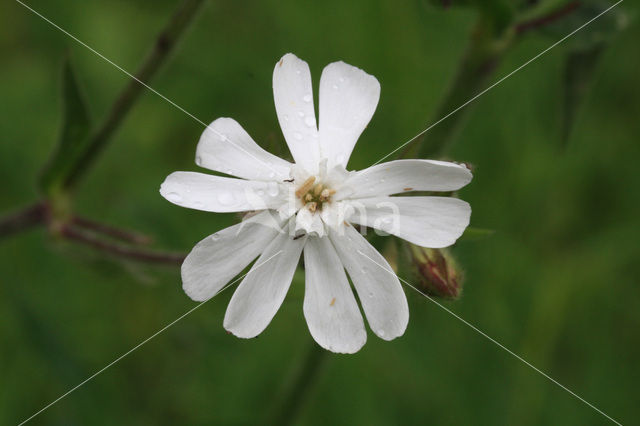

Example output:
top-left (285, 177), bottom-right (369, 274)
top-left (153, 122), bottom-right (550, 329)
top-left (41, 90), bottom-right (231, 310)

top-left (294, 176), bottom-right (335, 213)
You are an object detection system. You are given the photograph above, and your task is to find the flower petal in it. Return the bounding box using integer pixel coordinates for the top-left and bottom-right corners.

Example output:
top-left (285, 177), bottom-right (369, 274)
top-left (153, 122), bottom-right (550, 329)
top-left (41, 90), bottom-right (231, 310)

top-left (319, 61), bottom-right (380, 169)
top-left (224, 231), bottom-right (306, 338)
top-left (273, 53), bottom-right (320, 174)
top-left (195, 117), bottom-right (291, 181)
top-left (329, 225), bottom-right (408, 340)
top-left (295, 206), bottom-right (326, 237)
top-left (181, 211), bottom-right (282, 301)
top-left (348, 196), bottom-right (471, 248)
top-left (303, 237), bottom-right (367, 353)
top-left (160, 171), bottom-right (285, 213)
top-left (335, 160), bottom-right (472, 200)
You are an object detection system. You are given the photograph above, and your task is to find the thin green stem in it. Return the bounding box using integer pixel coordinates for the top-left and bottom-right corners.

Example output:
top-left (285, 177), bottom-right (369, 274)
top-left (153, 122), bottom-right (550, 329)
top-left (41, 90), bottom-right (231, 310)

top-left (64, 0), bottom-right (207, 189)
top-left (268, 342), bottom-right (328, 426)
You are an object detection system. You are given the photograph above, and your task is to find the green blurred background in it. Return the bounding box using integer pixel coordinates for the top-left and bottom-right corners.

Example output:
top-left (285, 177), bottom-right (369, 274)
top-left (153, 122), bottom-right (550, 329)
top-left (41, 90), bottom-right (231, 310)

top-left (1, 0), bottom-right (639, 424)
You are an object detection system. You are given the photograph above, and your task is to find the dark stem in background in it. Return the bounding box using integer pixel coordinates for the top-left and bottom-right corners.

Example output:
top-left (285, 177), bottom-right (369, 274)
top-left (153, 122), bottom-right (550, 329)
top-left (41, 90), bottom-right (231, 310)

top-left (400, 1), bottom-right (582, 159)
top-left (71, 216), bottom-right (153, 245)
top-left (0, 202), bottom-right (47, 239)
top-left (61, 225), bottom-right (186, 265)
top-left (63, 0), bottom-right (206, 190)
top-left (267, 342), bottom-right (328, 426)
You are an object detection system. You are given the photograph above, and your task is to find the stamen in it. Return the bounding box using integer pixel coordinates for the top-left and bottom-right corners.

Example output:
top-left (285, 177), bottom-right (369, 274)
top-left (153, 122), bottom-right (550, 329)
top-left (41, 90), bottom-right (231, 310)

top-left (295, 176), bottom-right (316, 198)
top-left (307, 202), bottom-right (317, 212)
top-left (313, 185), bottom-right (323, 196)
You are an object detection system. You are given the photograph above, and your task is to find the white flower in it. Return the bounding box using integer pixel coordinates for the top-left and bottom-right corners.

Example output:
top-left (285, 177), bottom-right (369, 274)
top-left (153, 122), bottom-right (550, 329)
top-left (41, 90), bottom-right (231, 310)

top-left (160, 53), bottom-right (472, 353)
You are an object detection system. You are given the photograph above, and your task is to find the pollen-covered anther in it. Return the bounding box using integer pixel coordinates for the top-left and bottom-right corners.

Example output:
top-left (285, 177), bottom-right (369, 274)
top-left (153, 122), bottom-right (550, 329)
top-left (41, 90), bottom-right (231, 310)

top-left (295, 176), bottom-right (336, 212)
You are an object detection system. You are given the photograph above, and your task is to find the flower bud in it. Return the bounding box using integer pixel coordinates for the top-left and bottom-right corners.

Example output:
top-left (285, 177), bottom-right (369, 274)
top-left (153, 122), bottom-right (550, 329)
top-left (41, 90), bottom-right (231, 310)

top-left (409, 244), bottom-right (463, 300)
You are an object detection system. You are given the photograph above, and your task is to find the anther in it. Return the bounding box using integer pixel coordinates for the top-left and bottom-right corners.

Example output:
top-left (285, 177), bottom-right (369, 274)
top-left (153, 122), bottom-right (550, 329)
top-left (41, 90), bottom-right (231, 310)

top-left (295, 176), bottom-right (316, 198)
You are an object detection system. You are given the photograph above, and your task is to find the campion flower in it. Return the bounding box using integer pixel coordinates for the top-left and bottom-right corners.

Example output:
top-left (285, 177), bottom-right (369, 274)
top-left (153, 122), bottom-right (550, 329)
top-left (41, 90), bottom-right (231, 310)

top-left (160, 53), bottom-right (472, 353)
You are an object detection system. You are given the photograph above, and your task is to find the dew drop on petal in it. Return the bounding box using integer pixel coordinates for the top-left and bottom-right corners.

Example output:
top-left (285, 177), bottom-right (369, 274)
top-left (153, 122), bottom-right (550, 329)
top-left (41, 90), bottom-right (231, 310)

top-left (217, 192), bottom-right (235, 205)
top-left (166, 192), bottom-right (182, 203)
top-left (302, 94), bottom-right (312, 103)
top-left (297, 110), bottom-right (304, 117)
top-left (195, 156), bottom-right (203, 166)
top-left (335, 154), bottom-right (345, 164)
top-left (268, 171), bottom-right (276, 179)
top-left (220, 133), bottom-right (229, 142)
top-left (267, 182), bottom-right (280, 196)
top-left (304, 116), bottom-right (315, 127)
top-left (257, 189), bottom-right (265, 196)
top-left (332, 84), bottom-right (338, 90)
top-left (193, 200), bottom-right (204, 209)
top-left (210, 234), bottom-right (221, 241)
top-left (294, 132), bottom-right (303, 140)
top-left (339, 77), bottom-right (345, 83)
top-left (283, 114), bottom-right (289, 122)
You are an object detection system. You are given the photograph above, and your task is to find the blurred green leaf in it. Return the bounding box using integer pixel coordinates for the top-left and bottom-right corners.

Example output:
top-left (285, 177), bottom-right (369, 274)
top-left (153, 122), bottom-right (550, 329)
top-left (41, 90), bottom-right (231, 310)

top-left (39, 56), bottom-right (92, 197)
top-left (459, 226), bottom-right (495, 242)
top-left (562, 45), bottom-right (604, 144)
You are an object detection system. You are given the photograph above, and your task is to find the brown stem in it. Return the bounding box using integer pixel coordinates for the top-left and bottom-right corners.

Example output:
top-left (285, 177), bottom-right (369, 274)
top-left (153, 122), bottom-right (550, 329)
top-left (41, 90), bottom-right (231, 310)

top-left (63, 0), bottom-right (207, 189)
top-left (0, 202), bottom-right (47, 240)
top-left (516, 1), bottom-right (581, 34)
top-left (61, 225), bottom-right (185, 265)
top-left (71, 216), bottom-right (153, 245)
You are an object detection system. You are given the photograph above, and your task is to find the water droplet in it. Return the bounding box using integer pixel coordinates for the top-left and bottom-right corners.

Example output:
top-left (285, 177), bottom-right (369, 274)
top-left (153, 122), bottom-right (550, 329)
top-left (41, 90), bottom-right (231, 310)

top-left (332, 84), bottom-right (338, 90)
top-left (283, 114), bottom-right (289, 121)
top-left (335, 154), bottom-right (345, 164)
top-left (267, 182), bottom-right (280, 196)
top-left (257, 189), bottom-right (265, 196)
top-left (302, 94), bottom-right (312, 103)
top-left (304, 116), bottom-right (315, 127)
top-left (379, 330), bottom-right (386, 338)
top-left (268, 171), bottom-right (276, 179)
top-left (220, 133), bottom-right (229, 142)
top-left (297, 110), bottom-right (304, 117)
top-left (211, 234), bottom-right (221, 241)
top-left (195, 156), bottom-right (203, 166)
top-left (294, 132), bottom-right (303, 140)
top-left (339, 77), bottom-right (345, 83)
top-left (380, 178), bottom-right (386, 183)
top-left (166, 192), bottom-right (182, 203)
top-left (368, 291), bottom-right (374, 298)
top-left (217, 192), bottom-right (234, 205)
top-left (193, 200), bottom-right (204, 209)
top-left (225, 168), bottom-right (233, 175)
top-left (295, 69), bottom-right (301, 75)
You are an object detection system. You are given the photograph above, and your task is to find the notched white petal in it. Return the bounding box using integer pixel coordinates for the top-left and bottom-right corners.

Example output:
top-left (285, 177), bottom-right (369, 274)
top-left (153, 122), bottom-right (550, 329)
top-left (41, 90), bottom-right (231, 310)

top-left (160, 171), bottom-right (286, 213)
top-left (224, 230), bottom-right (306, 338)
top-left (329, 225), bottom-right (408, 340)
top-left (273, 53), bottom-right (320, 174)
top-left (319, 61), bottom-right (380, 169)
top-left (181, 211), bottom-right (282, 301)
top-left (335, 160), bottom-right (472, 200)
top-left (195, 117), bottom-right (291, 181)
top-left (348, 196), bottom-right (471, 248)
top-left (304, 237), bottom-right (366, 354)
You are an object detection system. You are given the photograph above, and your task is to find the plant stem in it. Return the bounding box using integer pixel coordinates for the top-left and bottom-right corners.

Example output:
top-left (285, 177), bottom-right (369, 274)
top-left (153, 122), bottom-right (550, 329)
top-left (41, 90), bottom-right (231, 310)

top-left (71, 216), bottom-right (153, 245)
top-left (61, 225), bottom-right (185, 264)
top-left (268, 342), bottom-right (328, 426)
top-left (400, 18), bottom-right (515, 159)
top-left (0, 202), bottom-right (47, 240)
top-left (64, 0), bottom-right (207, 190)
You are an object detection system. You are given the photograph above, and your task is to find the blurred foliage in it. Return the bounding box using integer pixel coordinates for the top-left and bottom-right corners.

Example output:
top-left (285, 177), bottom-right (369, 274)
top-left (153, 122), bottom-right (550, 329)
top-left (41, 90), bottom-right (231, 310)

top-left (39, 57), bottom-right (92, 199)
top-left (1, 0), bottom-right (639, 425)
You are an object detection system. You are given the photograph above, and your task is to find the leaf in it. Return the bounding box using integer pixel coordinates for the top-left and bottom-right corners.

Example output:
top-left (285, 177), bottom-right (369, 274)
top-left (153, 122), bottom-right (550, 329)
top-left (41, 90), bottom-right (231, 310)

top-left (39, 56), bottom-right (92, 196)
top-left (459, 227), bottom-right (495, 242)
top-left (561, 45), bottom-right (604, 145)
